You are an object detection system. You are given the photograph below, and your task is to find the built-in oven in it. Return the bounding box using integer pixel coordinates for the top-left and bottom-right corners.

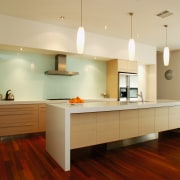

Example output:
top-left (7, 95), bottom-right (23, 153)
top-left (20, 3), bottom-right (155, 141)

top-left (129, 88), bottom-right (138, 98)
top-left (120, 87), bottom-right (127, 98)
top-left (120, 87), bottom-right (138, 100)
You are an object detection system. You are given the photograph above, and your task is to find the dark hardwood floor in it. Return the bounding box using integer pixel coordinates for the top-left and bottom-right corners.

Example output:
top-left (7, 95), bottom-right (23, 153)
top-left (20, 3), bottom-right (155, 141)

top-left (0, 131), bottom-right (180, 180)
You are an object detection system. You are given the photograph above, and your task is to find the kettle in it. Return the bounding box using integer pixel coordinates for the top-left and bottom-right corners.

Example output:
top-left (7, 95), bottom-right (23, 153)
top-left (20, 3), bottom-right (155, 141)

top-left (5, 90), bottom-right (14, 101)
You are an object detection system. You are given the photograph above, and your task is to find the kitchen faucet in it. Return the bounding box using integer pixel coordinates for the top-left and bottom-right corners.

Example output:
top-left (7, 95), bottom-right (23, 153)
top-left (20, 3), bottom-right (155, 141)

top-left (138, 91), bottom-right (144, 103)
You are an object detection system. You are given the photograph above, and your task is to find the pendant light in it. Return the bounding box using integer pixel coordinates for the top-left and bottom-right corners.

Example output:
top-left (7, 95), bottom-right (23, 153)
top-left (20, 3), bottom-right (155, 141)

top-left (163, 25), bottom-right (170, 66)
top-left (128, 12), bottom-right (135, 60)
top-left (76, 0), bottom-right (85, 54)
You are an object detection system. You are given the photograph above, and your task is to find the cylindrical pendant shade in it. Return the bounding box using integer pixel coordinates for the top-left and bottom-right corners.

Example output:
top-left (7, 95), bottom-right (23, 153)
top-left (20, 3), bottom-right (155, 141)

top-left (163, 46), bottom-right (170, 66)
top-left (76, 26), bottom-right (85, 54)
top-left (128, 38), bottom-right (135, 60)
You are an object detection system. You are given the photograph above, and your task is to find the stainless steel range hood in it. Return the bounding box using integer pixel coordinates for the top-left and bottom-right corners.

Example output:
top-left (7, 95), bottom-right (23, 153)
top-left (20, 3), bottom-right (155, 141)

top-left (45, 54), bottom-right (79, 76)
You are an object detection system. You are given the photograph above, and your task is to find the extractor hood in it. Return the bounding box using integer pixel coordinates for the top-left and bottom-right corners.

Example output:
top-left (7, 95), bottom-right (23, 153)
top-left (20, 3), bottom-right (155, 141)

top-left (45, 54), bottom-right (79, 76)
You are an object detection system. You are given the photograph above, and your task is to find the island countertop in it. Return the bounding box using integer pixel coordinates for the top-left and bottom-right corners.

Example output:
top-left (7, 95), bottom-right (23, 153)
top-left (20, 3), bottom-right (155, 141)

top-left (47, 99), bottom-right (180, 113)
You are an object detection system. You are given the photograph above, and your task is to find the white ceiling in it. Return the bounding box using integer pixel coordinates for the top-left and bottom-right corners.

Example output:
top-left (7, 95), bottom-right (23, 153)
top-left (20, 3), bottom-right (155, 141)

top-left (0, 0), bottom-right (180, 51)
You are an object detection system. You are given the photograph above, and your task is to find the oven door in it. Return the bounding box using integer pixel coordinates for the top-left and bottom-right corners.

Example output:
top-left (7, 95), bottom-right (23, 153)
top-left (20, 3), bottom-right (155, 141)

top-left (120, 87), bottom-right (127, 98)
top-left (130, 88), bottom-right (138, 98)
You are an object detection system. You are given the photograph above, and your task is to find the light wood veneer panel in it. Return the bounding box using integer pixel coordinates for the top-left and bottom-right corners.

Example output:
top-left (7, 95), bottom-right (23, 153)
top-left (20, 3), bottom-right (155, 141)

top-left (155, 107), bottom-right (169, 132)
top-left (139, 108), bottom-right (155, 135)
top-left (119, 109), bottom-right (139, 139)
top-left (169, 106), bottom-right (180, 130)
top-left (96, 111), bottom-right (119, 144)
top-left (71, 113), bottom-right (97, 149)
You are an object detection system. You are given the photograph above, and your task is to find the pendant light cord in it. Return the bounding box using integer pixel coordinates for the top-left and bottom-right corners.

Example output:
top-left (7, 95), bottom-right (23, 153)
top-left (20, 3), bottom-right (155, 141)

top-left (80, 0), bottom-right (82, 27)
top-left (164, 25), bottom-right (168, 46)
top-left (129, 12), bottom-right (133, 38)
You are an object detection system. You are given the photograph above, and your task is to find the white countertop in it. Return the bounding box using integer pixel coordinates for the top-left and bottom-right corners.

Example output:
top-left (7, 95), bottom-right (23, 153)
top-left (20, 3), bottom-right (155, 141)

top-left (48, 99), bottom-right (180, 113)
top-left (0, 98), bottom-right (117, 105)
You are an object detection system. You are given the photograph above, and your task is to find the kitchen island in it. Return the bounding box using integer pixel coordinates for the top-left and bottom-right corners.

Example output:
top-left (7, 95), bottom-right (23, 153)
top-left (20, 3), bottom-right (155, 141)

top-left (46, 100), bottom-right (180, 171)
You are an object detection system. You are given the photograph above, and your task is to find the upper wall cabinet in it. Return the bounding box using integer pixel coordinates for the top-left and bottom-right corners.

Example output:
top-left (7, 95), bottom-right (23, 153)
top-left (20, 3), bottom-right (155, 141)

top-left (118, 59), bottom-right (137, 73)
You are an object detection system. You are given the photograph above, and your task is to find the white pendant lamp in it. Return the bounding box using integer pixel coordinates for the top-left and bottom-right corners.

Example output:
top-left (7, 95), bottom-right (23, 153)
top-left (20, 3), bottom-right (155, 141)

top-left (163, 25), bottom-right (170, 66)
top-left (128, 12), bottom-right (135, 60)
top-left (76, 0), bottom-right (85, 54)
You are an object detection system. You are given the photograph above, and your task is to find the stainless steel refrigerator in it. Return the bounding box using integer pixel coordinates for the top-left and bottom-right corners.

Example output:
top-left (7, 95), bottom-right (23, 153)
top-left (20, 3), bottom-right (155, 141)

top-left (119, 72), bottom-right (138, 101)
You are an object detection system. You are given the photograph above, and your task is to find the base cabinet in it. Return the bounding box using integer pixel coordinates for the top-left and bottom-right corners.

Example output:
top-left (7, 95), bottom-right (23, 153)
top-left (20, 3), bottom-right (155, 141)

top-left (97, 111), bottom-right (119, 144)
top-left (119, 110), bottom-right (139, 139)
top-left (139, 108), bottom-right (155, 135)
top-left (71, 113), bottom-right (97, 149)
top-left (169, 106), bottom-right (180, 130)
top-left (0, 103), bottom-right (46, 136)
top-left (70, 106), bottom-right (180, 149)
top-left (155, 107), bottom-right (169, 132)
top-left (0, 104), bottom-right (38, 136)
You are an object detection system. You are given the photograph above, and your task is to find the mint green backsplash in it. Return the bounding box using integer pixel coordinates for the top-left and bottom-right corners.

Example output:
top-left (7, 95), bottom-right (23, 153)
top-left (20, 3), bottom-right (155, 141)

top-left (0, 50), bottom-right (106, 100)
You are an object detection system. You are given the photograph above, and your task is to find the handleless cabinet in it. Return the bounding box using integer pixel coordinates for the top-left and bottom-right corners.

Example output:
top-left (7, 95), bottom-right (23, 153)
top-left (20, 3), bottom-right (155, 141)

top-left (118, 59), bottom-right (137, 73)
top-left (139, 108), bottom-right (155, 135)
top-left (169, 106), bottom-right (180, 130)
top-left (119, 109), bottom-right (139, 139)
top-left (0, 104), bottom-right (38, 136)
top-left (70, 113), bottom-right (97, 149)
top-left (96, 111), bottom-right (119, 144)
top-left (155, 107), bottom-right (169, 132)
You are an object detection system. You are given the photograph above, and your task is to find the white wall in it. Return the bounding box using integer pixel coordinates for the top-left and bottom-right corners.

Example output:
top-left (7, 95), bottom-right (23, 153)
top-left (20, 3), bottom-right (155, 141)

top-left (157, 50), bottom-right (180, 100)
top-left (138, 63), bottom-right (157, 101)
top-left (0, 15), bottom-right (156, 64)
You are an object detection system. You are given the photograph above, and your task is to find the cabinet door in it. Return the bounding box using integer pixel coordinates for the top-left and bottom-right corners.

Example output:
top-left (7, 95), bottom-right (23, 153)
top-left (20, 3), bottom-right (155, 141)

top-left (97, 111), bottom-right (119, 144)
top-left (139, 108), bottom-right (155, 135)
top-left (71, 113), bottom-right (96, 149)
top-left (118, 59), bottom-right (137, 73)
top-left (38, 104), bottom-right (46, 132)
top-left (128, 61), bottom-right (137, 73)
top-left (118, 59), bottom-right (128, 72)
top-left (155, 107), bottom-right (169, 132)
top-left (107, 60), bottom-right (118, 98)
top-left (119, 109), bottom-right (139, 139)
top-left (0, 104), bottom-right (38, 136)
top-left (169, 106), bottom-right (180, 130)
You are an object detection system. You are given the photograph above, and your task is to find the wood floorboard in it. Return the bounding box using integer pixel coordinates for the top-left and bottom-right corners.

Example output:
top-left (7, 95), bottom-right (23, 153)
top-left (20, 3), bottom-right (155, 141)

top-left (0, 131), bottom-right (179, 180)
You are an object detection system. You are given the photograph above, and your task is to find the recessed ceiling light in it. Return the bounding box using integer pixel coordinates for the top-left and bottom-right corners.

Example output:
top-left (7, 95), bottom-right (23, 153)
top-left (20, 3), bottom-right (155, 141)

top-left (59, 16), bottom-right (65, 20)
top-left (104, 25), bottom-right (108, 30)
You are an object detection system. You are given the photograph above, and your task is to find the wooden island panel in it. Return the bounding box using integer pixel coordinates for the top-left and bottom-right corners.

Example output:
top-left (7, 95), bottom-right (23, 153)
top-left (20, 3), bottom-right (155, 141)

top-left (139, 108), bottom-right (155, 135)
top-left (96, 111), bottom-right (119, 144)
top-left (155, 107), bottom-right (169, 132)
top-left (70, 113), bottom-right (97, 149)
top-left (169, 106), bottom-right (180, 130)
top-left (119, 109), bottom-right (139, 139)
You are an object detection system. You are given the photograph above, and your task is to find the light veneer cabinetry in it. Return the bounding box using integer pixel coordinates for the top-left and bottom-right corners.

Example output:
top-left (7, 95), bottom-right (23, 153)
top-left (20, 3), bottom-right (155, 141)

top-left (118, 59), bottom-right (137, 73)
top-left (97, 111), bottom-right (119, 144)
top-left (70, 106), bottom-right (180, 149)
top-left (169, 106), bottom-right (180, 130)
top-left (155, 107), bottom-right (169, 132)
top-left (0, 104), bottom-right (39, 136)
top-left (107, 60), bottom-right (118, 99)
top-left (119, 109), bottom-right (139, 139)
top-left (139, 108), bottom-right (155, 135)
top-left (70, 113), bottom-right (97, 149)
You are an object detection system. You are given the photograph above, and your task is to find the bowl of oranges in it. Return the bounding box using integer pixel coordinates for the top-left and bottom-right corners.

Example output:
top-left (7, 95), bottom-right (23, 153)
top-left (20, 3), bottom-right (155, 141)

top-left (68, 96), bottom-right (84, 105)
